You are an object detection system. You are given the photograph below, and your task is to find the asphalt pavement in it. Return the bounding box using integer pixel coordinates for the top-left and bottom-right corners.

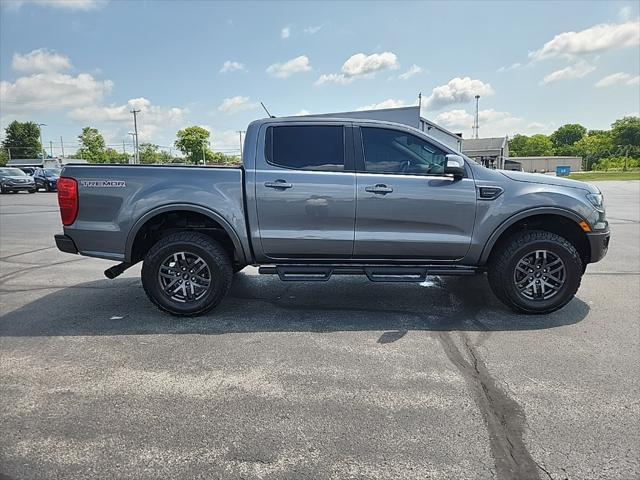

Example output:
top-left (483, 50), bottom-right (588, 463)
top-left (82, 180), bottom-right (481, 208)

top-left (1, 181), bottom-right (639, 480)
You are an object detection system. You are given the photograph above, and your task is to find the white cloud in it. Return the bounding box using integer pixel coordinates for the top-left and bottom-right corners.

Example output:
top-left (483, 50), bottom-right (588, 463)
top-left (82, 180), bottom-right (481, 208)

top-left (434, 108), bottom-right (552, 138)
top-left (304, 25), bottom-right (323, 35)
top-left (266, 55), bottom-right (312, 78)
top-left (357, 99), bottom-right (407, 111)
top-left (12, 49), bottom-right (72, 73)
top-left (342, 51), bottom-right (398, 76)
top-left (280, 27), bottom-right (290, 39)
top-left (217, 96), bottom-right (259, 114)
top-left (69, 97), bottom-right (187, 142)
top-left (497, 62), bottom-right (521, 72)
top-left (219, 60), bottom-right (246, 74)
top-left (398, 64), bottom-right (423, 80)
top-left (595, 72), bottom-right (640, 87)
top-left (1, 72), bottom-right (113, 114)
top-left (541, 60), bottom-right (595, 84)
top-left (5, 0), bottom-right (107, 10)
top-left (316, 51), bottom-right (399, 85)
top-left (529, 20), bottom-right (640, 60)
top-left (423, 77), bottom-right (494, 111)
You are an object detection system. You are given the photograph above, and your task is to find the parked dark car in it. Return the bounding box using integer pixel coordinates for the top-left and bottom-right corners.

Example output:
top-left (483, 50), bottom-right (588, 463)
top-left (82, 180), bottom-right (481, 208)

top-left (18, 166), bottom-right (36, 175)
top-left (0, 167), bottom-right (37, 194)
top-left (33, 167), bottom-right (61, 192)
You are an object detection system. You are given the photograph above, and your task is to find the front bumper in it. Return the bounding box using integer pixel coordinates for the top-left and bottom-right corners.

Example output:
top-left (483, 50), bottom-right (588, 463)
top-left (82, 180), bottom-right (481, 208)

top-left (587, 230), bottom-right (610, 263)
top-left (55, 234), bottom-right (79, 255)
top-left (2, 184), bottom-right (36, 191)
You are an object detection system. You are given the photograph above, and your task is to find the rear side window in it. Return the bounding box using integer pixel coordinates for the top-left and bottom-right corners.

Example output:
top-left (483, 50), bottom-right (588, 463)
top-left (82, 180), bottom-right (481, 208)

top-left (266, 125), bottom-right (344, 171)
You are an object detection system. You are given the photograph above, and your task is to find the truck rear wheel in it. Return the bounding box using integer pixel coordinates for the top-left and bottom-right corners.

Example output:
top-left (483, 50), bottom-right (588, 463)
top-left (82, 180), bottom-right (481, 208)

top-left (141, 231), bottom-right (233, 316)
top-left (488, 230), bottom-right (583, 314)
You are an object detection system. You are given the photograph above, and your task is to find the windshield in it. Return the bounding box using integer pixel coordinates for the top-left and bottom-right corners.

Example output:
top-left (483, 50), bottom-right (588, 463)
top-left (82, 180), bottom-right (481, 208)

top-left (44, 168), bottom-right (61, 177)
top-left (0, 168), bottom-right (26, 176)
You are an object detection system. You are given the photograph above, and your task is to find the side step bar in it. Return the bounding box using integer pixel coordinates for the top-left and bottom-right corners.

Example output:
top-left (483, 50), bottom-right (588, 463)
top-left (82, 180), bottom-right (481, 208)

top-left (258, 264), bottom-right (477, 282)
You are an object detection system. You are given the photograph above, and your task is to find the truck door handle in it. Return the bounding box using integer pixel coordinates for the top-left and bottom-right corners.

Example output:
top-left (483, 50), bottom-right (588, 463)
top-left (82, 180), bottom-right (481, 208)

top-left (365, 184), bottom-right (393, 194)
top-left (264, 180), bottom-right (293, 189)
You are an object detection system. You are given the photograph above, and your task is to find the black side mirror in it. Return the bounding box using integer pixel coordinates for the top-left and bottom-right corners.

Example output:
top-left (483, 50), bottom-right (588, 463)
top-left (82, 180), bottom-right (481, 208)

top-left (444, 154), bottom-right (465, 178)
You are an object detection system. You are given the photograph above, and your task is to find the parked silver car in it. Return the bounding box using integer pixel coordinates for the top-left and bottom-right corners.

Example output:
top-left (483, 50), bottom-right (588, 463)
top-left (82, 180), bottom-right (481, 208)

top-left (0, 167), bottom-right (37, 194)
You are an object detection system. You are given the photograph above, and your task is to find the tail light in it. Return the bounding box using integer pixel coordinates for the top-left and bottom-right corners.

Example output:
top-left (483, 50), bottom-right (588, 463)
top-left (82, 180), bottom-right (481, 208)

top-left (57, 177), bottom-right (78, 226)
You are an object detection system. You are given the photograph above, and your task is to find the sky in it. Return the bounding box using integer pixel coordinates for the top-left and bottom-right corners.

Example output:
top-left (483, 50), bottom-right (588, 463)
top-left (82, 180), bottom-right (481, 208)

top-left (1, 0), bottom-right (639, 157)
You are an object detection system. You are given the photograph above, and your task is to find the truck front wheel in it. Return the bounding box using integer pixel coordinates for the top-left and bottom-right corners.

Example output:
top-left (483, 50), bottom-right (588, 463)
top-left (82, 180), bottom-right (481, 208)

top-left (487, 230), bottom-right (583, 314)
top-left (141, 231), bottom-right (233, 316)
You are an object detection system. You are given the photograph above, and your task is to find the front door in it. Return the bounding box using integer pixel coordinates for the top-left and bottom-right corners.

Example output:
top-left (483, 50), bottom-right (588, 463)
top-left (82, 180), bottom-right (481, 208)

top-left (354, 126), bottom-right (477, 260)
top-left (255, 124), bottom-right (356, 259)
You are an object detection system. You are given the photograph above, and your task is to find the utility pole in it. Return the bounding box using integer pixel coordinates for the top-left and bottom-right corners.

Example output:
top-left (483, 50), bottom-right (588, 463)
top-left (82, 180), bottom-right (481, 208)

top-left (50, 140), bottom-right (53, 158)
top-left (237, 130), bottom-right (245, 157)
top-left (60, 136), bottom-right (65, 159)
top-left (201, 140), bottom-right (206, 165)
top-left (122, 140), bottom-right (126, 154)
top-left (130, 109), bottom-right (141, 164)
top-left (37, 123), bottom-right (46, 160)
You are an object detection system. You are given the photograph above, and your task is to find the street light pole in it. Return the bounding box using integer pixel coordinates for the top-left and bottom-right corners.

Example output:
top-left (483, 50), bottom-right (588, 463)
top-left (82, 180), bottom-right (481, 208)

top-left (127, 133), bottom-right (136, 164)
top-left (130, 109), bottom-right (141, 164)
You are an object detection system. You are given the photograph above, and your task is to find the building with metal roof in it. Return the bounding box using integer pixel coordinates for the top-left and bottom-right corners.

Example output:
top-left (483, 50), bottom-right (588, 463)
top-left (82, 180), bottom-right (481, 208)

top-left (462, 137), bottom-right (509, 169)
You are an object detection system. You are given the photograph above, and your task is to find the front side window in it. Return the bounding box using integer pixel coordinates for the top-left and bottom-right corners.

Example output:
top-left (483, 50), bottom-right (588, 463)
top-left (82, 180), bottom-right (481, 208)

top-left (266, 125), bottom-right (344, 171)
top-left (361, 127), bottom-right (447, 175)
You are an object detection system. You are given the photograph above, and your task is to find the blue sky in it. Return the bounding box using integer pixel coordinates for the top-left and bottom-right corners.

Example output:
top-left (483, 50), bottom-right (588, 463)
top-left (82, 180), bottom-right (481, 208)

top-left (1, 0), bottom-right (639, 156)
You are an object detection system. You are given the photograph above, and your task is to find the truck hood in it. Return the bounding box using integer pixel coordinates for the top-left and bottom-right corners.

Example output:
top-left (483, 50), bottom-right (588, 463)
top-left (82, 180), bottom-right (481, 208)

top-left (499, 170), bottom-right (597, 193)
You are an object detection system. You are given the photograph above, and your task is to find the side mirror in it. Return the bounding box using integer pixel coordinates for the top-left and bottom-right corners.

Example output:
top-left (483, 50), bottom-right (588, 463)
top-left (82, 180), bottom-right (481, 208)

top-left (444, 154), bottom-right (465, 178)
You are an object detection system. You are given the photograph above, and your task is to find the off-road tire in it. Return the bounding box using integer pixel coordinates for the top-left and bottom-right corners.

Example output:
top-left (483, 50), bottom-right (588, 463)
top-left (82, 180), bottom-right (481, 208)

top-left (488, 230), bottom-right (583, 314)
top-left (141, 231), bottom-right (233, 316)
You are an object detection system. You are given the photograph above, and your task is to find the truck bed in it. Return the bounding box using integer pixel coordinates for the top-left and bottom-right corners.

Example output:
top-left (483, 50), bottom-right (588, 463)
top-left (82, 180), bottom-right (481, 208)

top-left (61, 164), bottom-right (249, 262)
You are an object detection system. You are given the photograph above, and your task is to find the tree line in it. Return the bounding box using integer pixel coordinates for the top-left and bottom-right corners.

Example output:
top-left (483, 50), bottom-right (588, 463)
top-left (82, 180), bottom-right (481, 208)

top-left (2, 116), bottom-right (638, 170)
top-left (508, 116), bottom-right (640, 171)
top-left (0, 122), bottom-right (240, 166)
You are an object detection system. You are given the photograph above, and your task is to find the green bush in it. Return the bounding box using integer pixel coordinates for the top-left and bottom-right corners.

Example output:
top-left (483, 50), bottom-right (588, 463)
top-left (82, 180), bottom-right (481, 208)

top-left (593, 157), bottom-right (640, 171)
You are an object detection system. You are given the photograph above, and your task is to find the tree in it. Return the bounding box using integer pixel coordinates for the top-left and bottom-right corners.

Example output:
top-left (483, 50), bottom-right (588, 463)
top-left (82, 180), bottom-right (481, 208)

top-left (611, 116), bottom-right (640, 158)
top-left (573, 131), bottom-right (613, 170)
top-left (508, 134), bottom-right (529, 156)
top-left (0, 148), bottom-right (9, 167)
top-left (550, 124), bottom-right (586, 155)
top-left (174, 126), bottom-right (217, 164)
top-left (509, 133), bottom-right (555, 157)
top-left (76, 127), bottom-right (107, 163)
top-left (139, 143), bottom-right (164, 164)
top-left (1, 121), bottom-right (43, 159)
top-left (105, 148), bottom-right (129, 164)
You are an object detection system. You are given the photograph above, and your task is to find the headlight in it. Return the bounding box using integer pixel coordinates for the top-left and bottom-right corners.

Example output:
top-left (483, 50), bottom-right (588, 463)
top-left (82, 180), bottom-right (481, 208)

top-left (586, 193), bottom-right (604, 209)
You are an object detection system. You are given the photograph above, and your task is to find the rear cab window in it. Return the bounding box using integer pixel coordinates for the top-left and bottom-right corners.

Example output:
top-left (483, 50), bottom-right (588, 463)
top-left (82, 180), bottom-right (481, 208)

top-left (265, 125), bottom-right (345, 172)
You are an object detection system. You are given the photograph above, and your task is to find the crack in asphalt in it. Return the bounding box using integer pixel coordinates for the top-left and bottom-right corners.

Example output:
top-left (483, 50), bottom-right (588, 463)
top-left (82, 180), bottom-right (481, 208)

top-left (0, 246), bottom-right (56, 261)
top-left (0, 257), bottom-right (89, 286)
top-left (437, 330), bottom-right (541, 480)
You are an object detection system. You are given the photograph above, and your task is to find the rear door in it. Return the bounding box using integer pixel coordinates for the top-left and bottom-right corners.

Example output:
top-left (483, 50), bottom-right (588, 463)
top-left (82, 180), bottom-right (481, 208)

top-left (354, 126), bottom-right (477, 260)
top-left (255, 123), bottom-right (356, 259)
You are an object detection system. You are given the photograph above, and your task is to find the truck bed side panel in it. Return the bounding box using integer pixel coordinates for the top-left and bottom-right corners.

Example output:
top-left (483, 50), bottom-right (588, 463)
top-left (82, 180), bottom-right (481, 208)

top-left (60, 165), bottom-right (249, 262)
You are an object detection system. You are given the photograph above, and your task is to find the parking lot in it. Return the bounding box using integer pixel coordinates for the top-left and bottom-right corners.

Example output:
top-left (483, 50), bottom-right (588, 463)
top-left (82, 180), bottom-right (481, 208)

top-left (0, 181), bottom-right (638, 480)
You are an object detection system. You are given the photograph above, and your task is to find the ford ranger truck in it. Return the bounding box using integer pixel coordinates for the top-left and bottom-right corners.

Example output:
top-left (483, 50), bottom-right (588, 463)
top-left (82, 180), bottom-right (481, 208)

top-left (54, 117), bottom-right (610, 316)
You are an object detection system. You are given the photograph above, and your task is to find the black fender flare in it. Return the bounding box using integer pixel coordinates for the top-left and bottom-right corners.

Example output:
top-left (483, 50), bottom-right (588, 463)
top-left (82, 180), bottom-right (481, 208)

top-left (125, 203), bottom-right (247, 264)
top-left (479, 206), bottom-right (584, 265)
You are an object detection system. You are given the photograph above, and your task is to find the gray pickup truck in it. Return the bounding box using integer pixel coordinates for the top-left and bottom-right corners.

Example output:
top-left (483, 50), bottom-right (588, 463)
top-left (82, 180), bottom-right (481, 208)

top-left (55, 117), bottom-right (610, 316)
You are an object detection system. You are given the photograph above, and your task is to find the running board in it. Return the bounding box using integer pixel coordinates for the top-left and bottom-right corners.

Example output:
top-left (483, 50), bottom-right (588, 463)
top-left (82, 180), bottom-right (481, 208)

top-left (258, 265), bottom-right (477, 282)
